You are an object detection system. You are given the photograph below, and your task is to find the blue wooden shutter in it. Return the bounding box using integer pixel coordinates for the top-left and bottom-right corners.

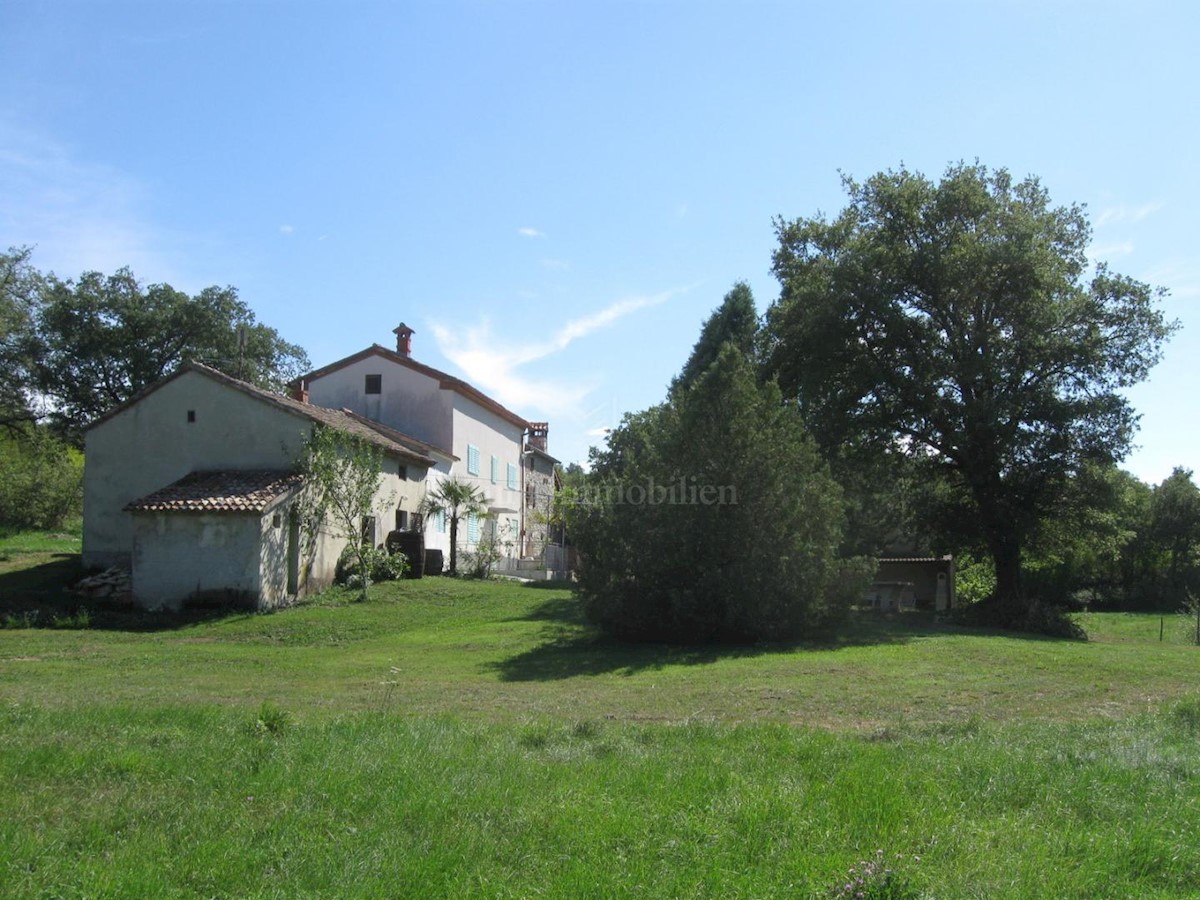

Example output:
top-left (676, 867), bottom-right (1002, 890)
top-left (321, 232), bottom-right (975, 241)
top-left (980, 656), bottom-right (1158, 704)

top-left (507, 463), bottom-right (518, 491)
top-left (491, 455), bottom-right (499, 484)
top-left (468, 513), bottom-right (479, 543)
top-left (467, 444), bottom-right (480, 475)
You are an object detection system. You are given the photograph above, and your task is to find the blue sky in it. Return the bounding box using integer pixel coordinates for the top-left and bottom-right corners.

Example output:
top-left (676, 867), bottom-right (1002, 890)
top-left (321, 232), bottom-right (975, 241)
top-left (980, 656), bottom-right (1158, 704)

top-left (2, 1), bottom-right (1196, 480)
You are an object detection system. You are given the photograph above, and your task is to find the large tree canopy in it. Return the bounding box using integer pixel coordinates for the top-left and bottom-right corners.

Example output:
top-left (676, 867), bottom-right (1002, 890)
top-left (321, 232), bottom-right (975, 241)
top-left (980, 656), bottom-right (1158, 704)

top-left (764, 163), bottom-right (1176, 624)
top-left (32, 267), bottom-right (309, 443)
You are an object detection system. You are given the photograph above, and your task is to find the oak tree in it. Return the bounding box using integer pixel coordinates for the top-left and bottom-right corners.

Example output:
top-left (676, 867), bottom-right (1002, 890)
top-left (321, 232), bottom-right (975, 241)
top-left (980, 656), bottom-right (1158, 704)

top-left (765, 163), bottom-right (1176, 626)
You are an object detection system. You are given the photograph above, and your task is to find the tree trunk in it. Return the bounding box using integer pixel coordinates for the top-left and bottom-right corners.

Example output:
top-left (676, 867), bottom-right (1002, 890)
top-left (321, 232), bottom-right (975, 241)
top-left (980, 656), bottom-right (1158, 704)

top-left (448, 518), bottom-right (459, 576)
top-left (989, 534), bottom-right (1024, 616)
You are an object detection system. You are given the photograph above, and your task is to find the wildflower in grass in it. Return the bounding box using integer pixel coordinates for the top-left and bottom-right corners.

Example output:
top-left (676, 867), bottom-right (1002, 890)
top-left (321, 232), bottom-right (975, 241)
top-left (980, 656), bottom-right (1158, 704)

top-left (826, 849), bottom-right (918, 900)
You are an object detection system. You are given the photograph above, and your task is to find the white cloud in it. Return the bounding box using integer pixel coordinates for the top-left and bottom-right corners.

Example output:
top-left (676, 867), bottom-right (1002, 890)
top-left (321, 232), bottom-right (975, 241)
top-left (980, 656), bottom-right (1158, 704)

top-left (1094, 203), bottom-right (1162, 228)
top-left (279, 224), bottom-right (295, 235)
top-left (429, 288), bottom-right (684, 417)
top-left (0, 120), bottom-right (187, 283)
top-left (1088, 241), bottom-right (1135, 260)
top-left (517, 227), bottom-right (545, 238)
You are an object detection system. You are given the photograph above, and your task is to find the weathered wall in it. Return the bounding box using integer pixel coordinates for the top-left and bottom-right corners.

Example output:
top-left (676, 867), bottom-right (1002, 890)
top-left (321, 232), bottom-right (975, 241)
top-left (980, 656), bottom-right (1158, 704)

top-left (523, 451), bottom-right (557, 558)
top-left (131, 511), bottom-right (264, 610)
top-left (84, 371), bottom-right (314, 569)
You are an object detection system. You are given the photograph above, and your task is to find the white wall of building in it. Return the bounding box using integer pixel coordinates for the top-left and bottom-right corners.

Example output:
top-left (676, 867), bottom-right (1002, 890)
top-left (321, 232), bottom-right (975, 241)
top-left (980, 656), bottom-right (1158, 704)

top-left (304, 354), bottom-right (453, 451)
top-left (84, 371), bottom-right (315, 570)
top-left (131, 511), bottom-right (265, 610)
top-left (449, 394), bottom-right (525, 553)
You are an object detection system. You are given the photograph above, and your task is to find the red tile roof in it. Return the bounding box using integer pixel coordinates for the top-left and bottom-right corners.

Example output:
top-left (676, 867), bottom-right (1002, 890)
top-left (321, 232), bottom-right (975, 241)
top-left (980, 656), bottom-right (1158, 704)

top-left (125, 470), bottom-right (303, 513)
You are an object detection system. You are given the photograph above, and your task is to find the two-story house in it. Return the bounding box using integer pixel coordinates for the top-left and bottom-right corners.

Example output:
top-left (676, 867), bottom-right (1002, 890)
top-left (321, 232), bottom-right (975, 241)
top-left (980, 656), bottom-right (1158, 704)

top-left (292, 324), bottom-right (548, 566)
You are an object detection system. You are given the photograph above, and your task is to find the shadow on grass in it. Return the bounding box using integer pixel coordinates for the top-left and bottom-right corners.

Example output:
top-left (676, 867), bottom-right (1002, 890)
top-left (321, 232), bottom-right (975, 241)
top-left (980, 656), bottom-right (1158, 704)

top-left (0, 553), bottom-right (259, 633)
top-left (488, 594), bottom-right (944, 682)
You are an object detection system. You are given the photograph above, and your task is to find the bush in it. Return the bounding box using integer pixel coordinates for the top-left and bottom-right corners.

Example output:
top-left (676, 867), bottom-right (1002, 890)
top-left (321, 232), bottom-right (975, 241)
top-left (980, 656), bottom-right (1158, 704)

top-left (335, 545), bottom-right (409, 588)
top-left (0, 428), bottom-right (83, 531)
top-left (574, 346), bottom-right (865, 643)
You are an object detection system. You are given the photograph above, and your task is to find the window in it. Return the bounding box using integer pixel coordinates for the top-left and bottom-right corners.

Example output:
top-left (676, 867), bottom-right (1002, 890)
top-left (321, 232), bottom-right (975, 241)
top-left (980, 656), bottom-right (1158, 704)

top-left (467, 512), bottom-right (479, 544)
top-left (490, 455), bottom-right (499, 484)
top-left (365, 374), bottom-right (382, 394)
top-left (397, 465), bottom-right (407, 481)
top-left (186, 410), bottom-right (196, 423)
top-left (395, 509), bottom-right (409, 531)
top-left (507, 463), bottom-right (518, 491)
top-left (467, 444), bottom-right (480, 476)
top-left (438, 510), bottom-right (447, 533)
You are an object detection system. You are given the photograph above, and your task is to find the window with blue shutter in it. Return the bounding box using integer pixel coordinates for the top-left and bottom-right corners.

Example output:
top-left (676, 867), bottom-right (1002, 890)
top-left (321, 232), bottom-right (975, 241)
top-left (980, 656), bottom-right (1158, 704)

top-left (467, 512), bottom-right (479, 544)
top-left (490, 455), bottom-right (499, 484)
top-left (437, 510), bottom-right (447, 533)
top-left (507, 463), bottom-right (518, 491)
top-left (467, 444), bottom-right (480, 476)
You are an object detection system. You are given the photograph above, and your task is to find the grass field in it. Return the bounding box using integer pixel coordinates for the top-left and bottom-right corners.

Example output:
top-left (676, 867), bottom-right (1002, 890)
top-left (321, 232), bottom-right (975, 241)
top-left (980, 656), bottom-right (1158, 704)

top-left (2, 563), bottom-right (1199, 897)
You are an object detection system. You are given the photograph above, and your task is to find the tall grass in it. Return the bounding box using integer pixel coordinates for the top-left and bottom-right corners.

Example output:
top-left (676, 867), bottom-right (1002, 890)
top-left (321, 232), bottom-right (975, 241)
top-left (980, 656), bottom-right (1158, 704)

top-left (1, 701), bottom-right (1197, 897)
top-left (1, 575), bottom-right (1199, 896)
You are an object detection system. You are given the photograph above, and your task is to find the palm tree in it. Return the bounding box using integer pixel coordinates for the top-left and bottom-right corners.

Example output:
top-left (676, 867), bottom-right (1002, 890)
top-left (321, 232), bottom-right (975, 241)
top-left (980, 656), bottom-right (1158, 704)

top-left (421, 477), bottom-right (489, 576)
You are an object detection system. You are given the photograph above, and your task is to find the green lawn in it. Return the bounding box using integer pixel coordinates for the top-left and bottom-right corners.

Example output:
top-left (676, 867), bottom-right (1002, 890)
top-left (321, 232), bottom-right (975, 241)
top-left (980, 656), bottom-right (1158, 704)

top-left (2, 571), bottom-right (1199, 897)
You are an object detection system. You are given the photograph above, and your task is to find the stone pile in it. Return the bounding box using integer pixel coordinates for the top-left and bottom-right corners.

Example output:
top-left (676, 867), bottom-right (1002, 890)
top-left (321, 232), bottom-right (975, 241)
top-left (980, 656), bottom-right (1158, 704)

top-left (73, 568), bottom-right (133, 605)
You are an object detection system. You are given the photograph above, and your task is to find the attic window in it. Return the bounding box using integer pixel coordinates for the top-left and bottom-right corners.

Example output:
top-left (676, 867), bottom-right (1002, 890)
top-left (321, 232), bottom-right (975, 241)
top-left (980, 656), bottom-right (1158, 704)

top-left (365, 374), bottom-right (382, 394)
top-left (187, 410), bottom-right (196, 423)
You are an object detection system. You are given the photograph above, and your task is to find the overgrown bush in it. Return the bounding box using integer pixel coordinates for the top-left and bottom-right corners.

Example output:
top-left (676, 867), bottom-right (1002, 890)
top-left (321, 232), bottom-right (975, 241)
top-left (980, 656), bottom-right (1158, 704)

top-left (574, 346), bottom-right (869, 643)
top-left (460, 520), bottom-right (514, 579)
top-left (0, 428), bottom-right (83, 531)
top-left (336, 545), bottom-right (409, 590)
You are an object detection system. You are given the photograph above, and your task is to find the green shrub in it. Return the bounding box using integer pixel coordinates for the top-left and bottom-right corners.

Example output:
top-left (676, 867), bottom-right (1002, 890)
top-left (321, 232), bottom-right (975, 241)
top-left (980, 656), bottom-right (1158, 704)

top-left (0, 428), bottom-right (83, 531)
top-left (574, 346), bottom-right (865, 643)
top-left (336, 545), bottom-right (409, 588)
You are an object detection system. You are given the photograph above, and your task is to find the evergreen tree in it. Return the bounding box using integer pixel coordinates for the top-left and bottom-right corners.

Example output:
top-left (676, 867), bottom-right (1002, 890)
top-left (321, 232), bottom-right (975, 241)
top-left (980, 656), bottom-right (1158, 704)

top-left (670, 282), bottom-right (758, 392)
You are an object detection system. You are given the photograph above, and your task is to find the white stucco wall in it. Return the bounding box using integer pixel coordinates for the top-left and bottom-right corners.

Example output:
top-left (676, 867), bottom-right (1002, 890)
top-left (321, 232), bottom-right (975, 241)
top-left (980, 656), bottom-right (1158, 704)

top-left (131, 511), bottom-right (265, 610)
top-left (450, 394), bottom-right (525, 551)
top-left (83, 371), bottom-right (316, 569)
top-left (304, 354), bottom-right (453, 451)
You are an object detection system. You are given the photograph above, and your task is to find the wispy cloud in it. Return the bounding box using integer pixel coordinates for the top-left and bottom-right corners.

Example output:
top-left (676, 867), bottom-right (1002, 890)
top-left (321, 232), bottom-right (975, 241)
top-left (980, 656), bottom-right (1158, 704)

top-left (279, 224), bottom-right (295, 235)
top-left (517, 227), bottom-right (545, 238)
top-left (429, 288), bottom-right (684, 417)
top-left (0, 119), bottom-right (186, 282)
top-left (1094, 203), bottom-right (1162, 228)
top-left (541, 258), bottom-right (570, 270)
top-left (1088, 241), bottom-right (1134, 260)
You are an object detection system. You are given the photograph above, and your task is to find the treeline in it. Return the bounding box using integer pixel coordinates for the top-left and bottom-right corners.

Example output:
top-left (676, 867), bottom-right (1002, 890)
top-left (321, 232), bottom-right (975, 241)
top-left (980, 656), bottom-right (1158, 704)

top-left (0, 247), bottom-right (308, 532)
top-left (570, 163), bottom-right (1185, 641)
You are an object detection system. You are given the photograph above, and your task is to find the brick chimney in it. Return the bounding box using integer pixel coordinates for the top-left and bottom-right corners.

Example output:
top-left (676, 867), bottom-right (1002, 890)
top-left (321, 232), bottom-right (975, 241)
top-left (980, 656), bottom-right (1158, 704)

top-left (289, 379), bottom-right (309, 403)
top-left (393, 322), bottom-right (415, 357)
top-left (527, 422), bottom-right (549, 453)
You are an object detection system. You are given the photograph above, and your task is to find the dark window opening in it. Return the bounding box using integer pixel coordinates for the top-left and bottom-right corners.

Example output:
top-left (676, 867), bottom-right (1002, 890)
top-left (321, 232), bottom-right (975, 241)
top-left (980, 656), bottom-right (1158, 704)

top-left (395, 509), bottom-right (409, 531)
top-left (397, 465), bottom-right (407, 481)
top-left (187, 410), bottom-right (196, 423)
top-left (365, 374), bottom-right (382, 394)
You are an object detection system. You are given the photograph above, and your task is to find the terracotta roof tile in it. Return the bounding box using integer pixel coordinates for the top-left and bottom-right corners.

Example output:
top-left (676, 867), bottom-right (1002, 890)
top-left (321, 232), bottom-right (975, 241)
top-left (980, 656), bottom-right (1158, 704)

top-left (125, 470), bottom-right (303, 513)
